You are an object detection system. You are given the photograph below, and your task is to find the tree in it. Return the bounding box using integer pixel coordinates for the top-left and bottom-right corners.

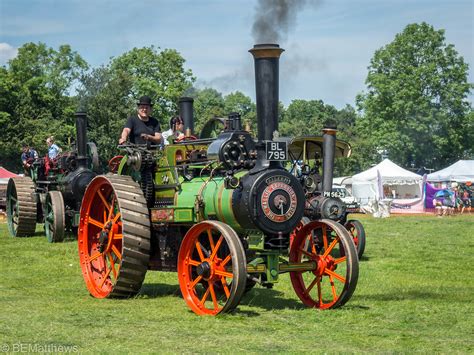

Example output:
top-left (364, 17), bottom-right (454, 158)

top-left (223, 91), bottom-right (256, 129)
top-left (192, 88), bottom-right (226, 133)
top-left (78, 46), bottom-right (195, 167)
top-left (108, 46), bottom-right (195, 123)
top-left (356, 22), bottom-right (473, 170)
top-left (0, 42), bottom-right (88, 171)
top-left (280, 99), bottom-right (338, 137)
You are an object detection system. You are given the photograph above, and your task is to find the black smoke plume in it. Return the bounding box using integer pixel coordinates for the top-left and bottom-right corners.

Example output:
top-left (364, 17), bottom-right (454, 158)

top-left (252, 0), bottom-right (321, 43)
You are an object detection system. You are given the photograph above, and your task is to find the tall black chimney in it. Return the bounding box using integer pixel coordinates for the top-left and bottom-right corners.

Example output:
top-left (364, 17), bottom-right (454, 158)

top-left (178, 97), bottom-right (194, 135)
top-left (75, 111), bottom-right (88, 168)
top-left (249, 44), bottom-right (284, 142)
top-left (322, 124), bottom-right (337, 193)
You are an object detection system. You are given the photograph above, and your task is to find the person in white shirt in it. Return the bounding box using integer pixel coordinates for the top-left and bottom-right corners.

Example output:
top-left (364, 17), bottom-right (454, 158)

top-left (46, 136), bottom-right (61, 159)
top-left (162, 116), bottom-right (185, 145)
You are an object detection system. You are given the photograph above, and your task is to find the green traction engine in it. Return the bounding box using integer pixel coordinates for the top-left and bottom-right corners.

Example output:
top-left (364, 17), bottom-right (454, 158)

top-left (77, 44), bottom-right (359, 315)
top-left (6, 113), bottom-right (99, 242)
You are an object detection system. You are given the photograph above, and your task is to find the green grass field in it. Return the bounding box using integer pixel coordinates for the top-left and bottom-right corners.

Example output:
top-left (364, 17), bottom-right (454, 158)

top-left (0, 214), bottom-right (473, 353)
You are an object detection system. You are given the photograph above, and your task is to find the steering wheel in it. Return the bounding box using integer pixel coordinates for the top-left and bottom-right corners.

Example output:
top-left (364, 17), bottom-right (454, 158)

top-left (176, 135), bottom-right (198, 143)
top-left (108, 155), bottom-right (123, 173)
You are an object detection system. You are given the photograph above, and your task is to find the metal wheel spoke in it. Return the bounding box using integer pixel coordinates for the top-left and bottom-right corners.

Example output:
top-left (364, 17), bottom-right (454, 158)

top-left (210, 235), bottom-right (224, 260)
top-left (317, 279), bottom-right (322, 305)
top-left (322, 226), bottom-right (329, 250)
top-left (195, 241), bottom-right (205, 261)
top-left (87, 217), bottom-right (104, 229)
top-left (214, 269), bottom-right (233, 279)
top-left (325, 268), bottom-right (345, 283)
top-left (89, 252), bottom-right (102, 262)
top-left (334, 256), bottom-right (347, 264)
top-left (190, 275), bottom-right (203, 288)
top-left (99, 267), bottom-right (111, 288)
top-left (207, 229), bottom-right (215, 251)
top-left (305, 276), bottom-right (320, 295)
top-left (299, 248), bottom-right (314, 259)
top-left (220, 254), bottom-right (232, 267)
top-left (108, 253), bottom-right (118, 279)
top-left (97, 190), bottom-right (111, 212)
top-left (111, 245), bottom-right (122, 260)
top-left (330, 275), bottom-right (338, 300)
top-left (200, 286), bottom-right (211, 305)
top-left (188, 259), bottom-right (200, 266)
top-left (108, 196), bottom-right (116, 220)
top-left (208, 283), bottom-right (219, 310)
top-left (307, 235), bottom-right (317, 255)
top-left (112, 212), bottom-right (121, 223)
top-left (323, 237), bottom-right (340, 258)
top-left (113, 233), bottom-right (123, 240)
top-left (220, 277), bottom-right (230, 298)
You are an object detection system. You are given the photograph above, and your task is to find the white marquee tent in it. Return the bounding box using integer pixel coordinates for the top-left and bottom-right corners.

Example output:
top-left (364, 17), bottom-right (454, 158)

top-left (427, 160), bottom-right (474, 183)
top-left (352, 159), bottom-right (423, 205)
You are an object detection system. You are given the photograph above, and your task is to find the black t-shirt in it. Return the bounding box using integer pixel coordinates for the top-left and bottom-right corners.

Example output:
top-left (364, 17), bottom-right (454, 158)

top-left (125, 115), bottom-right (161, 144)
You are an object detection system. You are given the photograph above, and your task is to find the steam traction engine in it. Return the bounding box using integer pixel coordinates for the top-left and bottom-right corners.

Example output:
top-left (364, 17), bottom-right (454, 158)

top-left (6, 113), bottom-right (98, 242)
top-left (287, 134), bottom-right (366, 258)
top-left (78, 44), bottom-right (359, 315)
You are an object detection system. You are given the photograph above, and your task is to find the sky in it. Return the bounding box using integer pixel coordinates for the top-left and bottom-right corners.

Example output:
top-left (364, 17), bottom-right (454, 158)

top-left (0, 0), bottom-right (472, 109)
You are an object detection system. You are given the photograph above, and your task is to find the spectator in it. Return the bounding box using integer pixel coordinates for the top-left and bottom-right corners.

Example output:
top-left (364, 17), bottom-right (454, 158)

top-left (21, 143), bottom-right (38, 174)
top-left (461, 188), bottom-right (471, 214)
top-left (162, 116), bottom-right (185, 145)
top-left (119, 96), bottom-right (162, 145)
top-left (46, 136), bottom-right (61, 159)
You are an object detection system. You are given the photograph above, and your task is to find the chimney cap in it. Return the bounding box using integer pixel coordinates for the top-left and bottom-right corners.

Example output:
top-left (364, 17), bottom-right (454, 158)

top-left (249, 44), bottom-right (284, 59)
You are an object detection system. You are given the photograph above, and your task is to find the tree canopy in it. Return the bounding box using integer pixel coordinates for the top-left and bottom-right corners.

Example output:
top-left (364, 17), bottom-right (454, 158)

top-left (0, 42), bottom-right (88, 170)
top-left (0, 24), bottom-right (472, 175)
top-left (356, 22), bottom-right (473, 170)
top-left (77, 46), bottom-right (195, 166)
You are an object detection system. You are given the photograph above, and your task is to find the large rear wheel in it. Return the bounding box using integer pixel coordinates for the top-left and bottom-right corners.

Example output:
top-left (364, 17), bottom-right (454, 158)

top-left (289, 219), bottom-right (358, 309)
top-left (178, 221), bottom-right (247, 315)
top-left (78, 175), bottom-right (151, 298)
top-left (44, 191), bottom-right (65, 243)
top-left (6, 177), bottom-right (37, 237)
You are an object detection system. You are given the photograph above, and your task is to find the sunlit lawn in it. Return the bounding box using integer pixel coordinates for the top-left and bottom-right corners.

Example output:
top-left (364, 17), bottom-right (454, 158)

top-left (0, 214), bottom-right (473, 353)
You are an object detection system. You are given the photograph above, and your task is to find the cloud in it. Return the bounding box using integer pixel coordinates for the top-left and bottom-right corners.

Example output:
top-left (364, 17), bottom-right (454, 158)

top-left (0, 43), bottom-right (18, 66)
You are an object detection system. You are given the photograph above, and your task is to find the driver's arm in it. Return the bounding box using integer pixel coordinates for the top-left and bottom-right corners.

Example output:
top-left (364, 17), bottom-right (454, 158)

top-left (142, 132), bottom-right (163, 144)
top-left (119, 127), bottom-right (131, 144)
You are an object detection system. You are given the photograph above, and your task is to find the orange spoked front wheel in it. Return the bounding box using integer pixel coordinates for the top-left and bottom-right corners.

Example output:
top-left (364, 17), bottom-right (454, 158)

top-left (178, 221), bottom-right (246, 316)
top-left (78, 175), bottom-right (151, 298)
top-left (289, 219), bottom-right (358, 309)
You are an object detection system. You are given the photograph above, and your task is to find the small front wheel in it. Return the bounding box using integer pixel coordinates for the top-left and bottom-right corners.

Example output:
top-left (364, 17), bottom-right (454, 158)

top-left (44, 191), bottom-right (65, 243)
top-left (178, 221), bottom-right (247, 315)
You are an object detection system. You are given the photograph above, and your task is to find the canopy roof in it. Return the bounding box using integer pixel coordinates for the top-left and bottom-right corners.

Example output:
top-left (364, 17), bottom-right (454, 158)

top-left (353, 159), bottom-right (422, 184)
top-left (427, 160), bottom-right (474, 183)
top-left (286, 136), bottom-right (352, 162)
top-left (0, 166), bottom-right (18, 179)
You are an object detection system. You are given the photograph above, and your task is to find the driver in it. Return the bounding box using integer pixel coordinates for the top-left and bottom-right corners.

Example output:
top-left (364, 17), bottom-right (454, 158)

top-left (118, 96), bottom-right (163, 145)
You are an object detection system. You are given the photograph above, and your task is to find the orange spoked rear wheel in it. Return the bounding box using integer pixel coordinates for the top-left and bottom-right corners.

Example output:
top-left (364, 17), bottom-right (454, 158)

top-left (178, 221), bottom-right (246, 315)
top-left (78, 175), bottom-right (151, 298)
top-left (289, 219), bottom-right (358, 309)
